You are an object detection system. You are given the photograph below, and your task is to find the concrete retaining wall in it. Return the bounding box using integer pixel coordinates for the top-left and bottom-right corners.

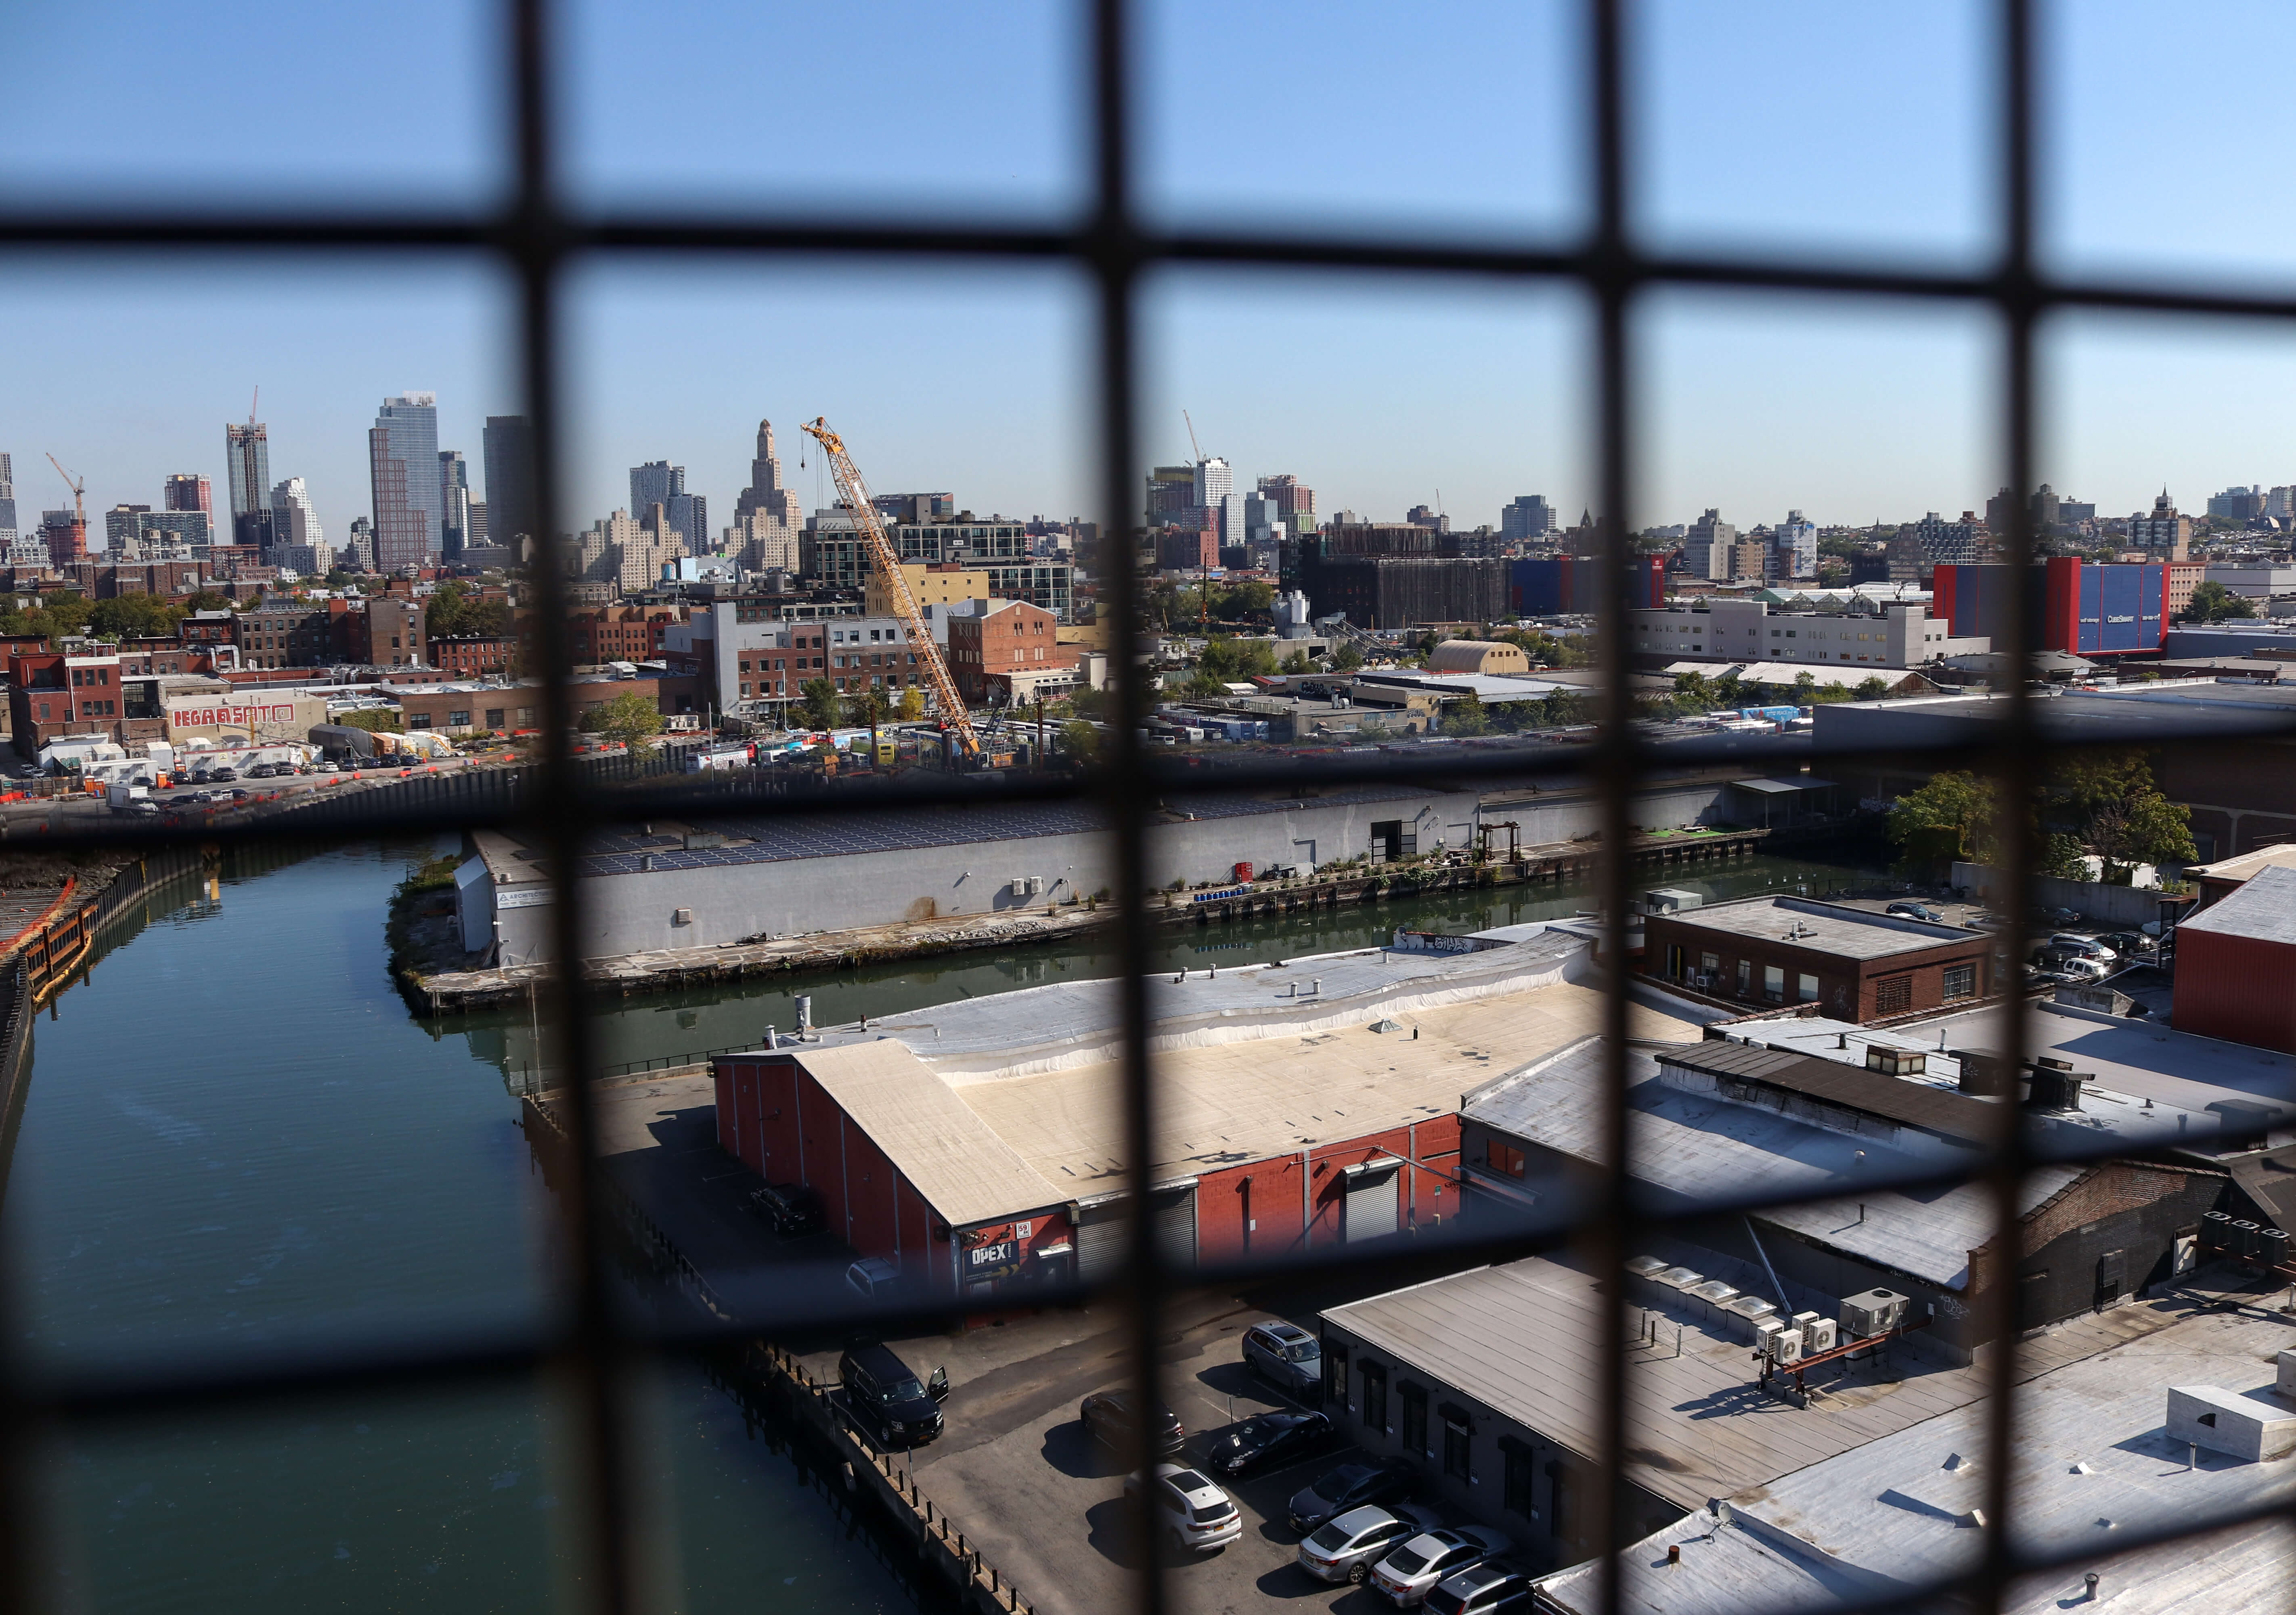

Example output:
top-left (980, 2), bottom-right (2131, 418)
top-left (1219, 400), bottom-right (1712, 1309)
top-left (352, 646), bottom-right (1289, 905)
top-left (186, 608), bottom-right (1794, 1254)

top-left (489, 780), bottom-right (1740, 964)
top-left (1950, 862), bottom-right (2185, 928)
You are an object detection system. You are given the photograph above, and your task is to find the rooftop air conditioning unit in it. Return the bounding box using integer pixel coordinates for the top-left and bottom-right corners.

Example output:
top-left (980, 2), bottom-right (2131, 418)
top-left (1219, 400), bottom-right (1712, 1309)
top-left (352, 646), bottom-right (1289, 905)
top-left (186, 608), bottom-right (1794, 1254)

top-left (1865, 1045), bottom-right (1927, 1078)
top-left (1803, 1316), bottom-right (1838, 1353)
top-left (1754, 1318), bottom-right (1787, 1359)
top-left (1841, 1287), bottom-right (1909, 1340)
top-left (1771, 1327), bottom-right (1806, 1364)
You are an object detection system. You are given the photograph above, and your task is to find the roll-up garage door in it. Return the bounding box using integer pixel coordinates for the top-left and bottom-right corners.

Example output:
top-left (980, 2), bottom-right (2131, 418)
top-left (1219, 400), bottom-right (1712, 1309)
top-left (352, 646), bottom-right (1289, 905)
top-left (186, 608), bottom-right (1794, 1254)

top-left (1343, 1158), bottom-right (1402, 1242)
top-left (1072, 1193), bottom-right (1127, 1281)
top-left (1151, 1181), bottom-right (1198, 1271)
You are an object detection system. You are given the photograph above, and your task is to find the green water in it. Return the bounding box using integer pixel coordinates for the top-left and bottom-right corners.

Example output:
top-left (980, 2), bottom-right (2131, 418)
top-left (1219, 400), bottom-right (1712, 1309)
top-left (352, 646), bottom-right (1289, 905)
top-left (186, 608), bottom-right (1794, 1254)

top-left (2, 837), bottom-right (1886, 1611)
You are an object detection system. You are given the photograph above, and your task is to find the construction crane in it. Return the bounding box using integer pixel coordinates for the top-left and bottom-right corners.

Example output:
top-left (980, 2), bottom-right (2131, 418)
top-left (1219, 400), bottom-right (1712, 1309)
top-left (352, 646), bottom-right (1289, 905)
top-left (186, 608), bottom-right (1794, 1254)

top-left (798, 418), bottom-right (983, 759)
top-left (45, 453), bottom-right (86, 558)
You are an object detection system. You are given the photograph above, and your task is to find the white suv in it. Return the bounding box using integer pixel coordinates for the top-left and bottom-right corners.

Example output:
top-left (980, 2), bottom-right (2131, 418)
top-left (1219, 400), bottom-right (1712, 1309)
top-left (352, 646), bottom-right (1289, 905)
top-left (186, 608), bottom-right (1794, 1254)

top-left (1124, 1462), bottom-right (1243, 1555)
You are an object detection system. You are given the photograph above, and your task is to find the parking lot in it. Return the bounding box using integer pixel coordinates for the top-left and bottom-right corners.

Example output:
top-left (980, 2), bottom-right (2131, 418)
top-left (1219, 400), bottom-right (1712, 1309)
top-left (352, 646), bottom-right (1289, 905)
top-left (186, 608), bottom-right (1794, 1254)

top-left (804, 1289), bottom-right (1474, 1615)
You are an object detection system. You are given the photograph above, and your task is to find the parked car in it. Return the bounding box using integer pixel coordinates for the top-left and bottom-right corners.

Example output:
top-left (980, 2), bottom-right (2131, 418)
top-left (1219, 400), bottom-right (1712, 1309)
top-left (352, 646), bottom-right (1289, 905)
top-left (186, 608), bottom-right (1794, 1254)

top-left (1202, 1409), bottom-right (1337, 1477)
top-left (1123, 1463), bottom-right (1242, 1556)
top-left (1243, 1320), bottom-right (1323, 1400)
top-left (836, 1341), bottom-right (947, 1449)
top-left (207, 767), bottom-right (238, 783)
top-left (2096, 931), bottom-right (2151, 957)
top-left (1369, 1527), bottom-right (1512, 1608)
top-left (1288, 1458), bottom-right (1419, 1533)
top-left (1425, 1560), bottom-right (1535, 1615)
top-left (748, 1181), bottom-right (825, 1237)
top-left (2047, 933), bottom-right (2116, 962)
top-left (1297, 1502), bottom-right (1443, 1585)
top-left (2047, 954), bottom-right (2110, 982)
top-left (2032, 905), bottom-right (2082, 927)
top-left (1885, 900), bottom-right (1943, 923)
top-left (842, 1256), bottom-right (902, 1301)
top-left (1081, 1388), bottom-right (1184, 1460)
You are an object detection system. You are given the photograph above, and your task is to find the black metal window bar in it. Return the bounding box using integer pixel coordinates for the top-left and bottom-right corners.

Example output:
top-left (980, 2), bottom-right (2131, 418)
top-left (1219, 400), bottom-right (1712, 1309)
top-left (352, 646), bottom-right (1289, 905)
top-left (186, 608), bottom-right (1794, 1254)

top-left (6, 2), bottom-right (2295, 1613)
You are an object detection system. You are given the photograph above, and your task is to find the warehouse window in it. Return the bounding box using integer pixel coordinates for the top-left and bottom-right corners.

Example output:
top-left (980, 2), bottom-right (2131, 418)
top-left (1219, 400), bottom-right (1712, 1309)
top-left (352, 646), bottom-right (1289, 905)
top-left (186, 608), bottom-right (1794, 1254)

top-left (1486, 1139), bottom-right (1526, 1178)
top-left (1877, 974), bottom-right (1914, 1014)
top-left (1441, 1408), bottom-right (1472, 1482)
top-left (1401, 1382), bottom-right (1428, 1457)
top-left (1362, 1362), bottom-right (1387, 1433)
top-left (1943, 963), bottom-right (1978, 1000)
top-left (1502, 1440), bottom-right (1536, 1519)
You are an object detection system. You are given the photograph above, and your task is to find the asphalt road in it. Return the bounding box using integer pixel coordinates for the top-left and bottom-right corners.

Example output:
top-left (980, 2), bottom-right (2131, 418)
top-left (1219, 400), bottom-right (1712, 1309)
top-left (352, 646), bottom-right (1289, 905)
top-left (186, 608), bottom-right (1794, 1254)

top-left (844, 1293), bottom-right (1448, 1615)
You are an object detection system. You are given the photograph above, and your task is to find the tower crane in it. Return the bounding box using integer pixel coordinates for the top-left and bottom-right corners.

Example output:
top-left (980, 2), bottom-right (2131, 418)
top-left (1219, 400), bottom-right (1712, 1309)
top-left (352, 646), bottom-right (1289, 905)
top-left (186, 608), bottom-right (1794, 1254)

top-left (45, 453), bottom-right (87, 558)
top-left (798, 418), bottom-right (982, 759)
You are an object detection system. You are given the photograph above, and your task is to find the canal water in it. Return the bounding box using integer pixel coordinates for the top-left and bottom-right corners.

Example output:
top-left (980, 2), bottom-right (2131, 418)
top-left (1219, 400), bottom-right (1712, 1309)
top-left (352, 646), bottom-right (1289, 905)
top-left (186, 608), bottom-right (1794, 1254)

top-left (0, 836), bottom-right (1885, 1612)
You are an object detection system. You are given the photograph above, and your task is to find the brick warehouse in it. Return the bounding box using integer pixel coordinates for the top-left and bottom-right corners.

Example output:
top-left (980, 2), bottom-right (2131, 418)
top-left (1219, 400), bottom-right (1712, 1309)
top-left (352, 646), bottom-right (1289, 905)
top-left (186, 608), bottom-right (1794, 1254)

top-left (708, 938), bottom-right (1621, 1302)
top-left (1642, 896), bottom-right (1996, 1022)
top-left (711, 1038), bottom-right (1461, 1302)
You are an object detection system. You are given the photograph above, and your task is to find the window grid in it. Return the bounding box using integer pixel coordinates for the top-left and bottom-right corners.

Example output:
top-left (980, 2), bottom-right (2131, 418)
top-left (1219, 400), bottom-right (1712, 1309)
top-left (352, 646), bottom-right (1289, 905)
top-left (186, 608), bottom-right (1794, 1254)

top-left (0, 2), bottom-right (2288, 1614)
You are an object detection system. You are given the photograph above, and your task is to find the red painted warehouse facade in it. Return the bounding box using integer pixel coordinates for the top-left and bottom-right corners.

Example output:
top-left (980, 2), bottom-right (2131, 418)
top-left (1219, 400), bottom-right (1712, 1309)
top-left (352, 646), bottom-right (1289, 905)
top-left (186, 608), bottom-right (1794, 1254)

top-left (714, 1045), bottom-right (1462, 1294)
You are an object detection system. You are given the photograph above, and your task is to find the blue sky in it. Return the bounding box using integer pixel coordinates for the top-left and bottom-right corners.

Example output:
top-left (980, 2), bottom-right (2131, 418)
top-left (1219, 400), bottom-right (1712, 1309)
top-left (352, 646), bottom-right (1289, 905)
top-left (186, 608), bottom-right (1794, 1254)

top-left (6, 2), bottom-right (2296, 541)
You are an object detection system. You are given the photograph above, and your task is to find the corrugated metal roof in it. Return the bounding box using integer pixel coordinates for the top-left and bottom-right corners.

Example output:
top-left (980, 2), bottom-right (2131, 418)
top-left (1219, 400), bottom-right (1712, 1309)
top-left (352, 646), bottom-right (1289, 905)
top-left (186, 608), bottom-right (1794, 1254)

top-left (792, 1042), bottom-right (1065, 1228)
top-left (1321, 1254), bottom-right (1994, 1516)
top-left (2177, 862), bottom-right (2296, 945)
top-left (1662, 1041), bottom-right (1996, 1143)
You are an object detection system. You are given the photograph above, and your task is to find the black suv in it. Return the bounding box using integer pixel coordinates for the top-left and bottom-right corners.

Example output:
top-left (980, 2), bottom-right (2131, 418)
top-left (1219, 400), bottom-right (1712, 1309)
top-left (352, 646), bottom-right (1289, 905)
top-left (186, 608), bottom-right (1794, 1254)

top-left (838, 1342), bottom-right (948, 1449)
top-left (748, 1181), bottom-right (825, 1237)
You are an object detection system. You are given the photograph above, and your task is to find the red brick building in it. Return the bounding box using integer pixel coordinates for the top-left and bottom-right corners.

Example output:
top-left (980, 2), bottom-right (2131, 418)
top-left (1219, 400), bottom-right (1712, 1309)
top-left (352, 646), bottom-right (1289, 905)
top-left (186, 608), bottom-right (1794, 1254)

top-left (570, 606), bottom-right (680, 664)
top-left (432, 636), bottom-right (517, 677)
top-left (945, 600), bottom-right (1075, 703)
top-left (712, 1032), bottom-right (1461, 1302)
top-left (1642, 896), bottom-right (1996, 1023)
top-left (1156, 528), bottom-right (1218, 570)
top-left (8, 650), bottom-right (125, 756)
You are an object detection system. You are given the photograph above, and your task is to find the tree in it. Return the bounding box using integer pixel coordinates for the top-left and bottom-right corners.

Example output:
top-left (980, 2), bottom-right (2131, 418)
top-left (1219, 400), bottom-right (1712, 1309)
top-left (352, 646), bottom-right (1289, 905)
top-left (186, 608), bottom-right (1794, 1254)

top-left (88, 594), bottom-right (185, 639)
top-left (1331, 641), bottom-right (1364, 673)
top-left (2053, 750), bottom-right (2195, 881)
top-left (1281, 648), bottom-right (1311, 674)
top-left (2179, 579), bottom-right (2257, 624)
top-left (581, 690), bottom-right (664, 748)
top-left (1443, 692), bottom-right (1488, 736)
top-left (1059, 719), bottom-right (1100, 763)
top-left (1854, 676), bottom-right (1891, 701)
top-left (847, 686), bottom-right (890, 729)
top-left (798, 676), bottom-right (842, 732)
top-left (1196, 636), bottom-right (1277, 681)
top-left (183, 588), bottom-right (233, 612)
top-left (336, 707), bottom-right (402, 733)
top-left (897, 685), bottom-right (926, 722)
top-left (1887, 771), bottom-right (1999, 873)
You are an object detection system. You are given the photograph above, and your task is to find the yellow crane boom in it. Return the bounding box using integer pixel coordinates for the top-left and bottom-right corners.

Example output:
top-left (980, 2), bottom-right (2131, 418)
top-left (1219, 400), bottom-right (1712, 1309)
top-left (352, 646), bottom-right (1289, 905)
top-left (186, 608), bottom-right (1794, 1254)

top-left (798, 417), bottom-right (982, 758)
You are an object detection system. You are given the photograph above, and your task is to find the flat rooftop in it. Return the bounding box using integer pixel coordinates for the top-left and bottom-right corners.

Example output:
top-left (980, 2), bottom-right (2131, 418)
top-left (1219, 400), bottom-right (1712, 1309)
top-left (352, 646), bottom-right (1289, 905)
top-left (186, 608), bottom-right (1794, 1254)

top-left (1652, 895), bottom-right (1982, 960)
top-left (754, 937), bottom-right (1708, 1210)
top-left (1321, 1251), bottom-right (2191, 1519)
top-left (2188, 841), bottom-right (2296, 885)
top-left (1534, 1286), bottom-right (2296, 1613)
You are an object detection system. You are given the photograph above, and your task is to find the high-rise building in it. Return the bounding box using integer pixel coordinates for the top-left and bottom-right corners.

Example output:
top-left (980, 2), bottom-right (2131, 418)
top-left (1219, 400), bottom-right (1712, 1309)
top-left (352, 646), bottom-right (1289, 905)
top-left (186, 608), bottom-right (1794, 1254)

top-left (1145, 465), bottom-right (1197, 526)
top-left (270, 476), bottom-right (325, 556)
top-left (1501, 495), bottom-right (1554, 542)
top-left (2126, 491), bottom-right (2191, 558)
top-left (439, 450), bottom-right (471, 557)
top-left (0, 453), bottom-right (15, 537)
top-left (370, 393), bottom-right (442, 569)
top-left (164, 473), bottom-right (212, 516)
top-left (1192, 457), bottom-right (1233, 516)
top-left (2207, 484), bottom-right (2269, 524)
top-left (1255, 475), bottom-right (1316, 531)
top-left (1774, 510), bottom-right (1818, 578)
top-left (467, 502), bottom-right (489, 546)
top-left (482, 415), bottom-right (537, 545)
top-left (1682, 508), bottom-right (1738, 581)
top-left (104, 504), bottom-right (152, 553)
top-left (631, 460), bottom-right (683, 515)
top-left (730, 420), bottom-right (802, 570)
top-left (225, 419), bottom-right (272, 547)
top-left (346, 516), bottom-right (376, 572)
top-left (40, 509), bottom-right (84, 566)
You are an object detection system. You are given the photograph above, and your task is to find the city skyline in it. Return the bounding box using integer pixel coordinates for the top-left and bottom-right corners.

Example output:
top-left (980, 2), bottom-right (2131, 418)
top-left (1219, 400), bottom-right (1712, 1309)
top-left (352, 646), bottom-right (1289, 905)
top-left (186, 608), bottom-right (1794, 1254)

top-left (7, 279), bottom-right (2296, 554)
